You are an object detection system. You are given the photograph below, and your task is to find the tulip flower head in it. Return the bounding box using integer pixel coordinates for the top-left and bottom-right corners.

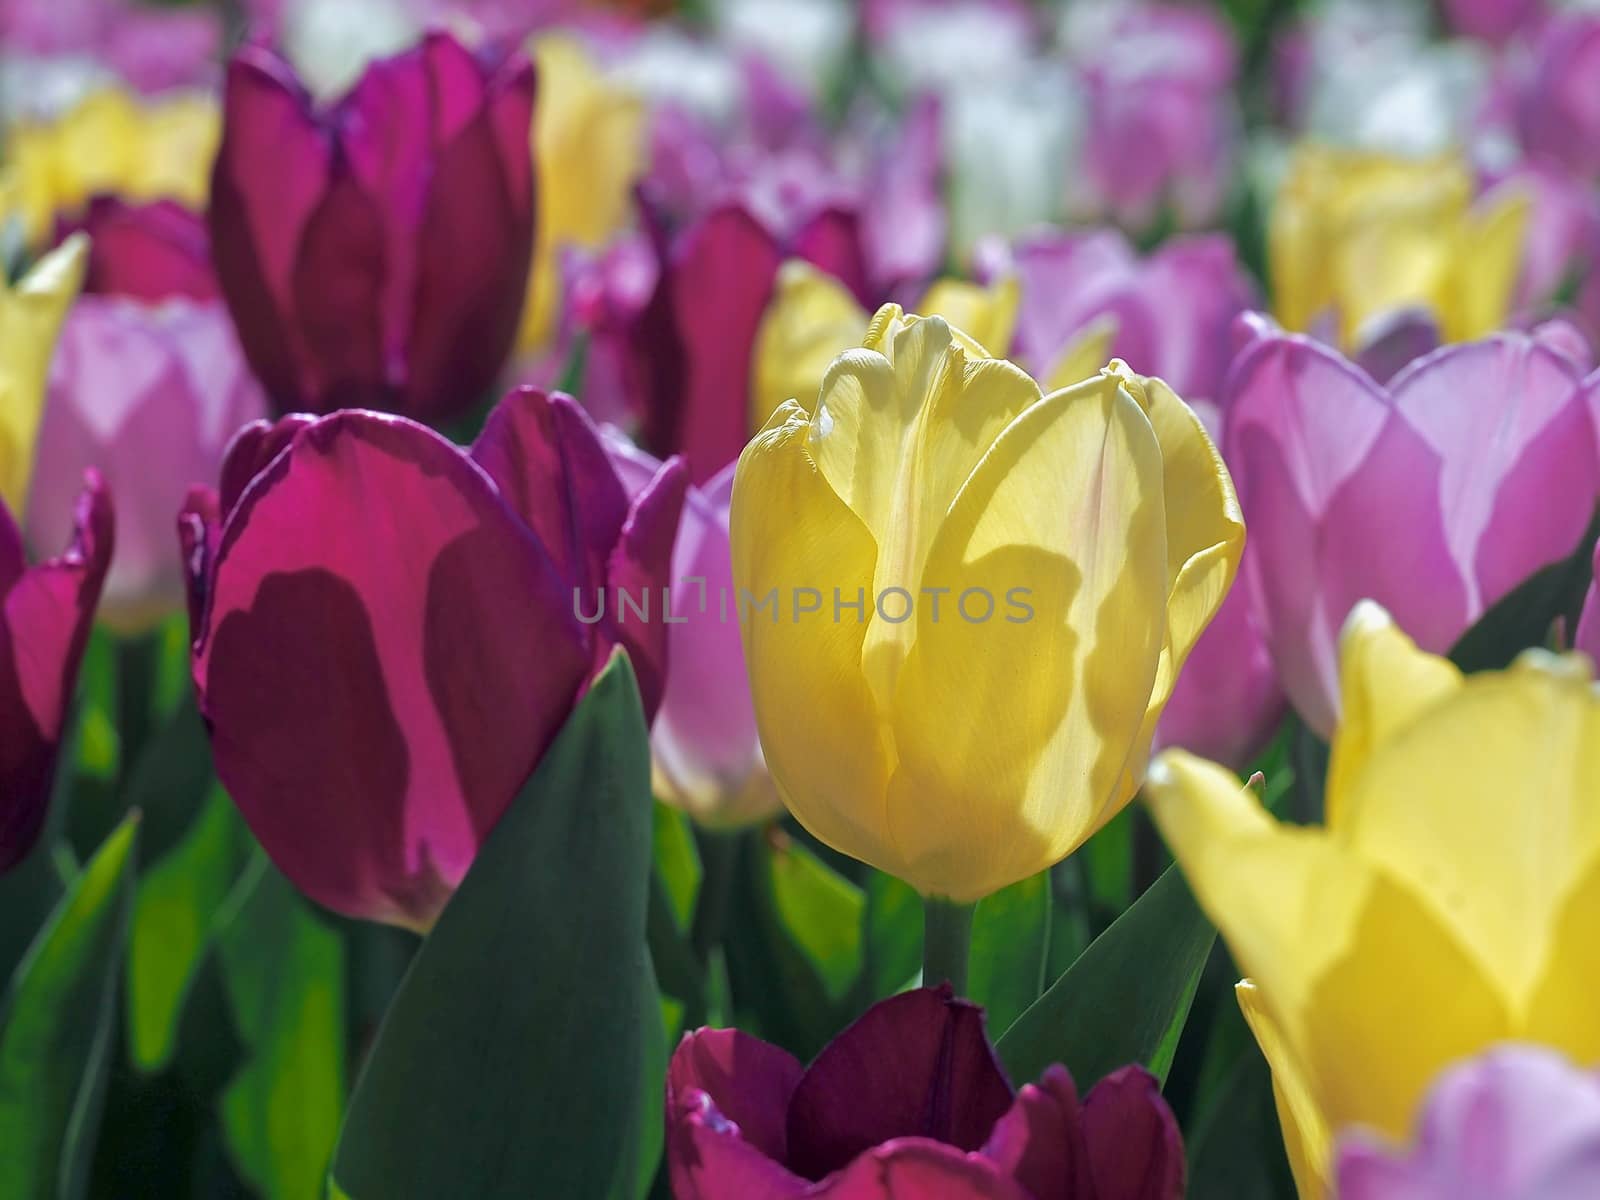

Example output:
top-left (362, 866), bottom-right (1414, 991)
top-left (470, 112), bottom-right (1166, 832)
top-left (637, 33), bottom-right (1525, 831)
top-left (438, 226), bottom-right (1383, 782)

top-left (0, 234), bottom-right (88, 513)
top-left (668, 985), bottom-right (1185, 1199)
top-left (1226, 314), bottom-right (1600, 736)
top-left (1336, 1045), bottom-right (1600, 1200)
top-left (184, 388), bottom-right (685, 929)
top-left (731, 306), bottom-right (1243, 901)
top-left (208, 31), bottom-right (536, 422)
top-left (1269, 145), bottom-right (1527, 349)
top-left (0, 473), bottom-right (112, 871)
top-left (1146, 604), bottom-right (1600, 1197)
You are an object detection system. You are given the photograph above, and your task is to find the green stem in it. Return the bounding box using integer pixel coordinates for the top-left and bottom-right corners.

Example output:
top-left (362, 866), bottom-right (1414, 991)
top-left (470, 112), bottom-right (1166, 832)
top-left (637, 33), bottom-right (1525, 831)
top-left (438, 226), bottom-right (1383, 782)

top-left (690, 830), bottom-right (741, 964)
top-left (922, 897), bottom-right (976, 995)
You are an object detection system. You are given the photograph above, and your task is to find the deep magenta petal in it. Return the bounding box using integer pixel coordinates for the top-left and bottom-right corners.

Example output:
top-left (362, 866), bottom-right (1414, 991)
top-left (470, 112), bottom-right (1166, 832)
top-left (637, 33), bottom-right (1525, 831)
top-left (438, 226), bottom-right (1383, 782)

top-left (603, 455), bottom-right (688, 720)
top-left (196, 412), bottom-right (585, 926)
top-left (178, 485), bottom-right (220, 638)
top-left (1080, 1067), bottom-right (1186, 1200)
top-left (815, 1140), bottom-right (1026, 1200)
top-left (669, 1028), bottom-right (805, 1162)
top-left (0, 475), bottom-right (113, 871)
top-left (60, 197), bottom-right (217, 302)
top-left (668, 1090), bottom-right (812, 1200)
top-left (793, 206), bottom-right (873, 307)
top-left (980, 1065), bottom-right (1093, 1200)
top-left (785, 987), bottom-right (1015, 1182)
top-left (218, 414), bottom-right (318, 516)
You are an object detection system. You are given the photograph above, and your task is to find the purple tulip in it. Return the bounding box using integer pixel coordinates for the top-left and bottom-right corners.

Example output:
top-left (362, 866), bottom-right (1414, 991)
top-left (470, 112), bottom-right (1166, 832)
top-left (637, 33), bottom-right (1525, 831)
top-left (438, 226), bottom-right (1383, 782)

top-left (1060, 3), bottom-right (1239, 231)
top-left (1441, 0), bottom-right (1545, 44)
top-left (0, 0), bottom-right (219, 92)
top-left (976, 228), bottom-right (1256, 406)
top-left (208, 31), bottom-right (536, 422)
top-left (183, 388), bottom-right (685, 928)
top-left (1515, 13), bottom-right (1600, 181)
top-left (668, 986), bottom-right (1184, 1200)
top-left (603, 432), bottom-right (775, 826)
top-left (56, 198), bottom-right (218, 303)
top-left (1, 474), bottom-right (112, 871)
top-left (1224, 313), bottom-right (1600, 735)
top-left (28, 297), bottom-right (266, 632)
top-left (1337, 1046), bottom-right (1600, 1200)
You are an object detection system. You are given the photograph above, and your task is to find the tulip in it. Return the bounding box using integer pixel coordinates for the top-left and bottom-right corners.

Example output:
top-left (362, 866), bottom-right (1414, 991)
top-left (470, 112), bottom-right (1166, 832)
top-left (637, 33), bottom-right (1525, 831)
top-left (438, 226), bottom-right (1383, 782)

top-left (0, 0), bottom-right (220, 94)
top-left (1441, 0), bottom-right (1544, 45)
top-left (1268, 145), bottom-right (1527, 348)
top-left (1337, 1046), bottom-right (1600, 1200)
top-left (604, 433), bottom-right (777, 827)
top-left (1576, 544), bottom-right (1600, 663)
top-left (208, 32), bottom-right (536, 422)
top-left (1059, 2), bottom-right (1240, 232)
top-left (57, 196), bottom-right (218, 302)
top-left (1515, 13), bottom-right (1600, 181)
top-left (7, 87), bottom-right (217, 247)
top-left (28, 297), bottom-right (266, 632)
top-left (975, 229), bottom-right (1256, 410)
top-left (184, 387), bottom-right (685, 928)
top-left (0, 473), bottom-right (113, 871)
top-left (517, 34), bottom-right (645, 353)
top-left (0, 235), bottom-right (88, 513)
top-left (730, 306), bottom-right (1243, 901)
top-left (668, 985), bottom-right (1184, 1199)
top-left (1146, 603), bottom-right (1600, 1198)
top-left (1225, 314), bottom-right (1600, 736)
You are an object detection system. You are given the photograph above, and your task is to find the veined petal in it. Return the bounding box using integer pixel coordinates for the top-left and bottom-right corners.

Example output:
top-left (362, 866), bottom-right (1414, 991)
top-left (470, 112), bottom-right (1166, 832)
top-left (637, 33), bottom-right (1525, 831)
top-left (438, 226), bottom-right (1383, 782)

top-left (886, 372), bottom-right (1164, 900)
top-left (729, 402), bottom-right (898, 877)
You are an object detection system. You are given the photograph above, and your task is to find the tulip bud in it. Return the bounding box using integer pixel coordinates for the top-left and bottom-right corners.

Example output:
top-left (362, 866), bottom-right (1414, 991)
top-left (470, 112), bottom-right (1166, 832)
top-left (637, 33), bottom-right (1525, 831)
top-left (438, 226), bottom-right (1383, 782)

top-left (208, 32), bottom-right (536, 422)
top-left (185, 388), bottom-right (685, 929)
top-left (731, 305), bottom-right (1243, 901)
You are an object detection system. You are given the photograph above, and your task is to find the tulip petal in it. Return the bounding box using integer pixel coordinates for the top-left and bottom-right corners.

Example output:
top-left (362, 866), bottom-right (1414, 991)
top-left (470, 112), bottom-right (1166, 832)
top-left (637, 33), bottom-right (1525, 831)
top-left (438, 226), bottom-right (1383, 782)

top-left (784, 987), bottom-right (1014, 1181)
top-left (1237, 981), bottom-right (1332, 1200)
top-left (669, 1028), bottom-right (803, 1163)
top-left (915, 278), bottom-right (1020, 361)
top-left (1324, 603), bottom-right (1461, 828)
top-left (980, 1065), bottom-right (1094, 1200)
top-left (1081, 1066), bottom-right (1185, 1200)
top-left (605, 455), bottom-right (689, 719)
top-left (197, 413), bottom-right (588, 927)
top-left (730, 401), bottom-right (899, 891)
top-left (751, 261), bottom-right (868, 437)
top-left (815, 1140), bottom-right (1024, 1199)
top-left (668, 1091), bottom-right (811, 1200)
top-left (887, 371), bottom-right (1164, 900)
top-left (792, 206), bottom-right (872, 307)
top-left (1, 475), bottom-right (112, 870)
top-left (1444, 184), bottom-right (1529, 342)
top-left (218, 414), bottom-right (319, 515)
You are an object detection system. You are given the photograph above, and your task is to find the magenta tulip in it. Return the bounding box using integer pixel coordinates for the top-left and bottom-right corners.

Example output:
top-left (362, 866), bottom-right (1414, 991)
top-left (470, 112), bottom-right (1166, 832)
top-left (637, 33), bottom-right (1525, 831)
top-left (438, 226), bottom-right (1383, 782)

top-left (1337, 1046), bottom-right (1600, 1199)
top-left (668, 987), bottom-right (1184, 1200)
top-left (208, 31), bottom-right (535, 422)
top-left (183, 388), bottom-right (685, 928)
top-left (603, 432), bottom-right (775, 826)
top-left (1224, 313), bottom-right (1600, 735)
top-left (28, 296), bottom-right (266, 632)
top-left (1515, 12), bottom-right (1600, 179)
top-left (1, 474), bottom-right (112, 871)
top-left (57, 198), bottom-right (218, 303)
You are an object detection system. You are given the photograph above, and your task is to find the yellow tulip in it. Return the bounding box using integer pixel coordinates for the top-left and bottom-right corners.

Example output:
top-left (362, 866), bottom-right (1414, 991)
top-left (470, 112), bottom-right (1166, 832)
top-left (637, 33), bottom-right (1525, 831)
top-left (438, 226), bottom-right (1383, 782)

top-left (0, 235), bottom-right (88, 512)
top-left (731, 306), bottom-right (1243, 901)
top-left (517, 35), bottom-right (645, 351)
top-left (7, 88), bottom-right (218, 246)
top-left (1145, 602), bottom-right (1600, 1198)
top-left (749, 261), bottom-right (1022, 430)
top-left (1269, 145), bottom-right (1527, 347)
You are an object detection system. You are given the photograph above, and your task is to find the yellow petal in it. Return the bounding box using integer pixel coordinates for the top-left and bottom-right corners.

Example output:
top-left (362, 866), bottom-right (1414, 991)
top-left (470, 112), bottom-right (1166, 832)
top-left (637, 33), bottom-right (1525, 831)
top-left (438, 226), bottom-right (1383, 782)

top-left (1237, 981), bottom-right (1332, 1200)
top-left (0, 234), bottom-right (89, 511)
top-left (1442, 181), bottom-right (1529, 343)
top-left (1324, 602), bottom-right (1461, 828)
top-left (1107, 366), bottom-right (1244, 814)
top-left (729, 401), bottom-right (899, 875)
top-left (914, 276), bottom-right (1020, 359)
top-left (1043, 312), bottom-right (1118, 391)
top-left (883, 371), bottom-right (1165, 899)
top-left (518, 35), bottom-right (645, 350)
top-left (749, 260), bottom-right (868, 430)
top-left (1337, 650), bottom-right (1600, 1009)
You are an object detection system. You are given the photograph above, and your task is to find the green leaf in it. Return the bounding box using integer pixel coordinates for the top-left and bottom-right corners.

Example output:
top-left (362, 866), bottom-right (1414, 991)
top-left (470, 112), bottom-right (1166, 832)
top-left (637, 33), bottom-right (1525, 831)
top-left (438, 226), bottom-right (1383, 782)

top-left (120, 691), bottom-right (218, 864)
top-left (127, 788), bottom-right (250, 1071)
top-left (1450, 506), bottom-right (1600, 673)
top-left (0, 815), bottom-right (138, 1200)
top-left (996, 863), bottom-right (1214, 1091)
top-left (863, 871), bottom-right (920, 999)
top-left (652, 802), bottom-right (701, 932)
top-left (332, 652), bottom-right (658, 1200)
top-left (768, 837), bottom-right (863, 1003)
top-left (968, 871), bottom-right (1050, 1031)
top-left (214, 856), bottom-right (346, 1200)
top-left (1185, 1044), bottom-right (1296, 1200)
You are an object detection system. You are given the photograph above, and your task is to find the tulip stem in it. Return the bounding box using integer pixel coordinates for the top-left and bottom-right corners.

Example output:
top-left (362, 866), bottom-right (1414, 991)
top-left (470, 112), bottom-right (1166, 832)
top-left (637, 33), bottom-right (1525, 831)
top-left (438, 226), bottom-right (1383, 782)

top-left (922, 897), bottom-right (976, 996)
